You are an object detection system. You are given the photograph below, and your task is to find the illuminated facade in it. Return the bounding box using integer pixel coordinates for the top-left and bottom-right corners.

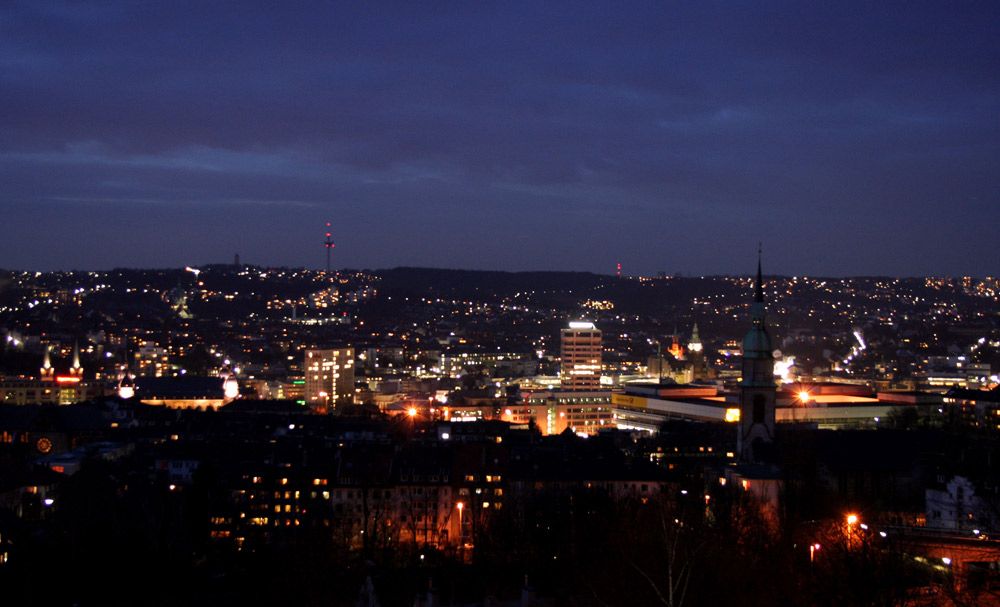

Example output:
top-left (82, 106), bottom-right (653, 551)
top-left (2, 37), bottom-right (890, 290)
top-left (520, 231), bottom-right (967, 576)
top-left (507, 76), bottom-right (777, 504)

top-left (560, 321), bottom-right (602, 391)
top-left (2, 344), bottom-right (99, 404)
top-left (304, 348), bottom-right (355, 412)
top-left (518, 389), bottom-right (614, 435)
top-left (132, 376), bottom-right (234, 410)
top-left (135, 342), bottom-right (170, 377)
top-left (0, 378), bottom-right (103, 405)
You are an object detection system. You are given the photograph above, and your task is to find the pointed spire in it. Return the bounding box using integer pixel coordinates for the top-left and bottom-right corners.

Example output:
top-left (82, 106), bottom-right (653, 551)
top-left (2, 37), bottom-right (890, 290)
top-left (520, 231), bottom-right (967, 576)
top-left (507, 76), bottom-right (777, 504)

top-left (755, 243), bottom-right (764, 303)
top-left (72, 340), bottom-right (81, 369)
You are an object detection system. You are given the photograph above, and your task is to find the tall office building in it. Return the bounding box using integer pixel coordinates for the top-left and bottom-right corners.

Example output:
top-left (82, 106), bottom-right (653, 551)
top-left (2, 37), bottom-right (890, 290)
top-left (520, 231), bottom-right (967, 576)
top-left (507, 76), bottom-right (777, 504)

top-left (560, 321), bottom-right (602, 391)
top-left (304, 348), bottom-right (355, 412)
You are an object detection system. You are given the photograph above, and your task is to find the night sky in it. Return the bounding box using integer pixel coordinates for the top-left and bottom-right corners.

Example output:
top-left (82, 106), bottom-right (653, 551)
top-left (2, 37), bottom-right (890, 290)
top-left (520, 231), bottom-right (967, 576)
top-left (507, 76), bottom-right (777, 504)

top-left (3, 2), bottom-right (998, 277)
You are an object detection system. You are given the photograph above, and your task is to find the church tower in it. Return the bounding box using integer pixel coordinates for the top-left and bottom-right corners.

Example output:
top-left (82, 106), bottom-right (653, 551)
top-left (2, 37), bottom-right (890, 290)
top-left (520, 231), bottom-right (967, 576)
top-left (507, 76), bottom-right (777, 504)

top-left (738, 251), bottom-right (777, 462)
top-left (688, 323), bottom-right (709, 380)
top-left (40, 347), bottom-right (54, 381)
top-left (70, 341), bottom-right (84, 379)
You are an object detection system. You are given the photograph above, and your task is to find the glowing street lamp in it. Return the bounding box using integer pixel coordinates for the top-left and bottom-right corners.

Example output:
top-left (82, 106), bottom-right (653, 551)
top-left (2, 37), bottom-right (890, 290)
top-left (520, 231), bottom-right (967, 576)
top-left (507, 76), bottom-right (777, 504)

top-left (845, 513), bottom-right (860, 549)
top-left (408, 407), bottom-right (418, 418)
top-left (456, 501), bottom-right (465, 550)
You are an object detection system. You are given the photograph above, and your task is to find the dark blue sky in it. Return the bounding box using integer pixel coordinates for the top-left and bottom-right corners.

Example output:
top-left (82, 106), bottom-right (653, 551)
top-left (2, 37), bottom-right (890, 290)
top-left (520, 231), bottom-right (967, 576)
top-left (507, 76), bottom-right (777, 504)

top-left (3, 2), bottom-right (998, 277)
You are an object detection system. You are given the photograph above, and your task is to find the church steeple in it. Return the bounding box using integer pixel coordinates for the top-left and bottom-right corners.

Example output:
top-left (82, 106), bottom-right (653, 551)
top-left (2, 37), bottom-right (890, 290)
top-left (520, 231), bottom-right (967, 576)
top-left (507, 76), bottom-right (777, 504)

top-left (41, 346), bottom-right (54, 381)
top-left (689, 323), bottom-right (702, 353)
top-left (742, 247), bottom-right (773, 364)
top-left (755, 244), bottom-right (764, 303)
top-left (739, 247), bottom-right (777, 462)
top-left (70, 340), bottom-right (83, 378)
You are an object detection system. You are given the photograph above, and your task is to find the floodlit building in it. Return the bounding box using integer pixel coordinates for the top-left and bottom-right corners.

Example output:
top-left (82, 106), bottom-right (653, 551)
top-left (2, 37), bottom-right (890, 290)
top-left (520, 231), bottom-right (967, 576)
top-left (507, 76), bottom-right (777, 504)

top-left (560, 321), bottom-right (602, 391)
top-left (133, 376), bottom-right (234, 410)
top-left (1, 344), bottom-right (102, 405)
top-left (304, 348), bottom-right (355, 412)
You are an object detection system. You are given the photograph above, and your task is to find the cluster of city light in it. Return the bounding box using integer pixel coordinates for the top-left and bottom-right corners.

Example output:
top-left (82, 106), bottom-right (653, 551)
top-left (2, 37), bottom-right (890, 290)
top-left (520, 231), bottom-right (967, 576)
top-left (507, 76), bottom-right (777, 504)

top-left (774, 356), bottom-right (796, 383)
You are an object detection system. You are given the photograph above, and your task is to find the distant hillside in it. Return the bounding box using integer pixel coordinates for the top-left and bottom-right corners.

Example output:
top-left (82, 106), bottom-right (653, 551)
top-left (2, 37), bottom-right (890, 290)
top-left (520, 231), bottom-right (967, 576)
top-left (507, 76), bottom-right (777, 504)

top-left (374, 267), bottom-right (607, 296)
top-left (372, 267), bottom-right (747, 315)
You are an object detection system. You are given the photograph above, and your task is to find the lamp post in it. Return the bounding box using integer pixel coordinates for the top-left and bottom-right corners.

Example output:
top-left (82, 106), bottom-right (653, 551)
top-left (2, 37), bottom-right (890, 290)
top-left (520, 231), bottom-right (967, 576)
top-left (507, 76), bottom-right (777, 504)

top-left (456, 501), bottom-right (465, 560)
top-left (846, 513), bottom-right (859, 549)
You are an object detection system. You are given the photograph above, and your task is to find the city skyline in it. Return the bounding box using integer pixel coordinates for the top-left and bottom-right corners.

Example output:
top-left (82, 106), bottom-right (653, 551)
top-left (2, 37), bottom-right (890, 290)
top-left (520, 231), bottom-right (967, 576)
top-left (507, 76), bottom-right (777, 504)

top-left (2, 2), bottom-right (999, 277)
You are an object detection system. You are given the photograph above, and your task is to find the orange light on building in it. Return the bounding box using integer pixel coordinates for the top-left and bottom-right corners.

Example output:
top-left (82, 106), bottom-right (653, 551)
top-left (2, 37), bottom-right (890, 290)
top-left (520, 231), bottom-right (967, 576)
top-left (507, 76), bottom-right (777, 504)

top-left (56, 376), bottom-right (81, 383)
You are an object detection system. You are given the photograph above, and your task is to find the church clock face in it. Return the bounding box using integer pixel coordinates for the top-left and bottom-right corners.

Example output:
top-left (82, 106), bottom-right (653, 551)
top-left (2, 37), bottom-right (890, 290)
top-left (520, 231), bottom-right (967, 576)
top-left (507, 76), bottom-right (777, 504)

top-left (36, 437), bottom-right (53, 454)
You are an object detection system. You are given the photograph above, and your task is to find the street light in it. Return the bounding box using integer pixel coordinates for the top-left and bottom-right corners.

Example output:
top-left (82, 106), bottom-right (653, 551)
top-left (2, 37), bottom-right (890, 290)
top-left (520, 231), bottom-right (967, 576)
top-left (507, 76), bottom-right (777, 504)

top-left (810, 543), bottom-right (821, 563)
top-left (456, 501), bottom-right (465, 556)
top-left (846, 513), bottom-right (859, 549)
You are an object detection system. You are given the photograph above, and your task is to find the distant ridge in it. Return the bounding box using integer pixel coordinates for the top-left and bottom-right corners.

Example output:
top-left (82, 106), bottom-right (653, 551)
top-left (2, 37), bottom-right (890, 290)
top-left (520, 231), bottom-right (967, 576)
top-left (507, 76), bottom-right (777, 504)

top-left (374, 267), bottom-right (611, 300)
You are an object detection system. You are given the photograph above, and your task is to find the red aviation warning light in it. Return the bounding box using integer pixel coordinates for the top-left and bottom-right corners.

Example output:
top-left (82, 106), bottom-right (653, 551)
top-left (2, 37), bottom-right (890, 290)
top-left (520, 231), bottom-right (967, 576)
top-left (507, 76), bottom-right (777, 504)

top-left (617, 263), bottom-right (621, 276)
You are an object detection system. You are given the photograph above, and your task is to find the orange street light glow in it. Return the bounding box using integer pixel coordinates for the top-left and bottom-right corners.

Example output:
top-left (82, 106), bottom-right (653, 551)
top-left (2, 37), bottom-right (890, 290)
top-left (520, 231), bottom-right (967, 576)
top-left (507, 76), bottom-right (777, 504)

top-left (408, 407), bottom-right (418, 417)
top-left (847, 514), bottom-right (858, 525)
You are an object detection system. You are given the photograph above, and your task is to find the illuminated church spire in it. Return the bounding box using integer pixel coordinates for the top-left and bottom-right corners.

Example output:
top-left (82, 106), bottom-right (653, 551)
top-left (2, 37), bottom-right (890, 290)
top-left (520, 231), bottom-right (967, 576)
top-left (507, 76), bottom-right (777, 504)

top-left (41, 346), bottom-right (54, 381)
top-left (70, 340), bottom-right (83, 378)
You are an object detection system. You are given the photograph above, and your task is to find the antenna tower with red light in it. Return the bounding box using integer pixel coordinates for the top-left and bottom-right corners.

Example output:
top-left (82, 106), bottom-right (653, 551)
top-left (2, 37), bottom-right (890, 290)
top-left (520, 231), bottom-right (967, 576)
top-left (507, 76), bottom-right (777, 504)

top-left (324, 222), bottom-right (335, 273)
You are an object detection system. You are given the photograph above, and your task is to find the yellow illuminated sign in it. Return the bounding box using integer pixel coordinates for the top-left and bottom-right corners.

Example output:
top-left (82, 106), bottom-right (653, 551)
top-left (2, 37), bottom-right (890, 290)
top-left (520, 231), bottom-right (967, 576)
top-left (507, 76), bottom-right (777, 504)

top-left (611, 393), bottom-right (648, 409)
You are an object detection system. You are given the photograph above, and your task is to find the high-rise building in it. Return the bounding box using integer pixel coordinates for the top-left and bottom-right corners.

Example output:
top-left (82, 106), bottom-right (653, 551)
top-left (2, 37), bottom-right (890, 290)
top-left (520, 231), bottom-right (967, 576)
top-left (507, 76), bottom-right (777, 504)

top-left (135, 342), bottom-right (170, 377)
top-left (560, 321), bottom-right (602, 391)
top-left (738, 255), bottom-right (777, 462)
top-left (304, 348), bottom-right (355, 412)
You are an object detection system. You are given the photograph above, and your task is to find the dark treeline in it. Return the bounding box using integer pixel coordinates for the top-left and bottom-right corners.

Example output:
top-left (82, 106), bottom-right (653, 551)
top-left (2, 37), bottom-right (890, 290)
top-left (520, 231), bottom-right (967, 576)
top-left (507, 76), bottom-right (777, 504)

top-left (0, 459), bottom-right (955, 607)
